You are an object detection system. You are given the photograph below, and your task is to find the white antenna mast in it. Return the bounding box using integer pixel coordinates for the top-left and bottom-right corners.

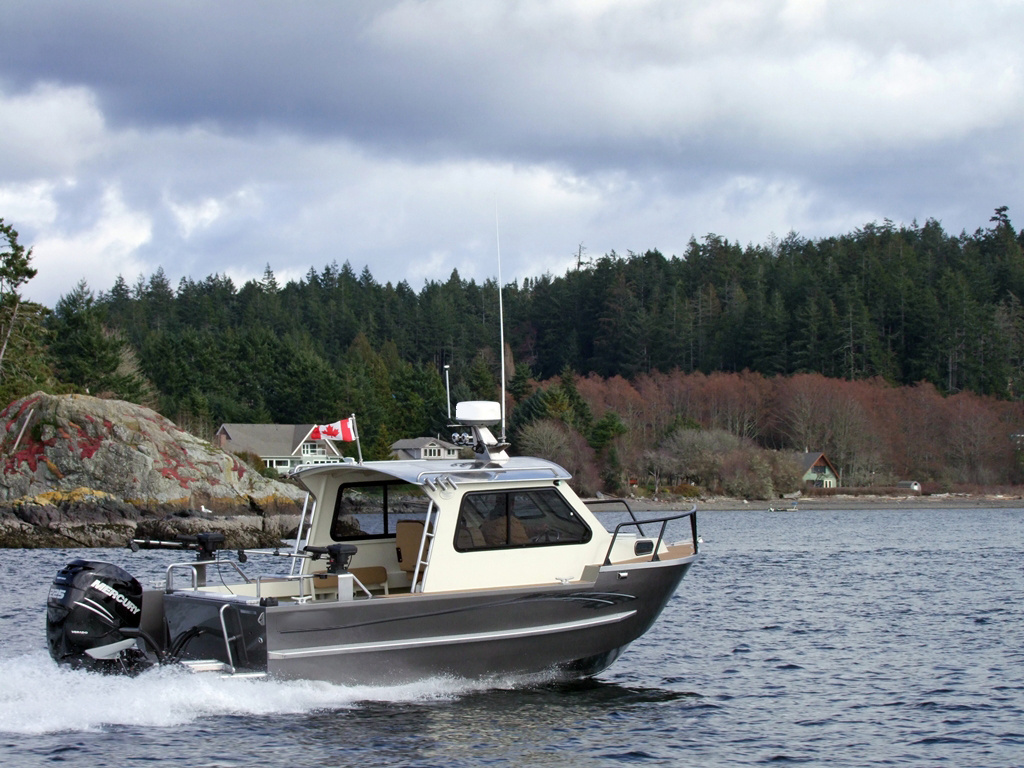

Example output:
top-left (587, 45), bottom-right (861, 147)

top-left (496, 205), bottom-right (506, 440)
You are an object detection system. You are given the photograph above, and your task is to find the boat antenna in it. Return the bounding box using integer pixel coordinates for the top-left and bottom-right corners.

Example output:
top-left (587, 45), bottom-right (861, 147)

top-left (496, 205), bottom-right (506, 440)
top-left (444, 363), bottom-right (451, 420)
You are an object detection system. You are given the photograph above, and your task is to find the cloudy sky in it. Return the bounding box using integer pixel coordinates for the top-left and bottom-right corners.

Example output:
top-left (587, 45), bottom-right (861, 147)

top-left (2, 1), bottom-right (1022, 307)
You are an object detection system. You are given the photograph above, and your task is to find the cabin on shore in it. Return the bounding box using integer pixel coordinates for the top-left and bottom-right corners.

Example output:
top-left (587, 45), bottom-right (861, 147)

top-left (797, 452), bottom-right (840, 488)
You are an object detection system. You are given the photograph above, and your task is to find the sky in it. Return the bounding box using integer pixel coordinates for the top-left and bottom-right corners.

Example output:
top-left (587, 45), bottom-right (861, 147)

top-left (1, 0), bottom-right (1022, 307)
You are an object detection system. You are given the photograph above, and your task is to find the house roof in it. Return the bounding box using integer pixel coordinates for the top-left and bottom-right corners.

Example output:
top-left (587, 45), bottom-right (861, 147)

top-left (796, 451), bottom-right (840, 477)
top-left (391, 437), bottom-right (459, 451)
top-left (216, 424), bottom-right (318, 458)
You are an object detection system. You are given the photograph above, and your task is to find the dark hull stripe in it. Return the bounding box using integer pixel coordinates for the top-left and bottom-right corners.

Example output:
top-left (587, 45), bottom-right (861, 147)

top-left (268, 608), bottom-right (638, 660)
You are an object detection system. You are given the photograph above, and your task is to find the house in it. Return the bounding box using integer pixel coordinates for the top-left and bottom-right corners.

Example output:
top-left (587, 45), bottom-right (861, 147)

top-left (797, 452), bottom-right (840, 488)
top-left (214, 424), bottom-right (345, 472)
top-left (390, 437), bottom-right (461, 461)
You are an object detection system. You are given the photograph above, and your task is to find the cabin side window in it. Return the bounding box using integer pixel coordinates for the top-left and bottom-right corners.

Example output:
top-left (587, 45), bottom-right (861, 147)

top-left (330, 481), bottom-right (429, 540)
top-left (454, 488), bottom-right (592, 551)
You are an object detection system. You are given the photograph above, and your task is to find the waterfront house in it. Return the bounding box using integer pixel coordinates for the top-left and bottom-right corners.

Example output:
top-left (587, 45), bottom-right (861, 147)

top-left (214, 424), bottom-right (343, 471)
top-left (798, 452), bottom-right (840, 488)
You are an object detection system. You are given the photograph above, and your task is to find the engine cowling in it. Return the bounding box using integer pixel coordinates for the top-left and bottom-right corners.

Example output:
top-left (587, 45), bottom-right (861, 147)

top-left (46, 559), bottom-right (151, 674)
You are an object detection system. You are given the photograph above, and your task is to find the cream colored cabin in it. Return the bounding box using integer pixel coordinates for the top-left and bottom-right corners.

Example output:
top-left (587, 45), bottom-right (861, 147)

top-left (289, 458), bottom-right (671, 597)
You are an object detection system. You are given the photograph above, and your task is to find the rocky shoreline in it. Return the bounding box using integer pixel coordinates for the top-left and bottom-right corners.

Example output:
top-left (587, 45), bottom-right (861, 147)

top-left (1, 392), bottom-right (306, 548)
top-left (0, 494), bottom-right (302, 549)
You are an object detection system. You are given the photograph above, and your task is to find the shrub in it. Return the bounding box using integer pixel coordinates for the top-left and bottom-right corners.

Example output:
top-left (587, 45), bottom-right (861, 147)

top-left (720, 448), bottom-right (774, 500)
top-left (517, 418), bottom-right (601, 496)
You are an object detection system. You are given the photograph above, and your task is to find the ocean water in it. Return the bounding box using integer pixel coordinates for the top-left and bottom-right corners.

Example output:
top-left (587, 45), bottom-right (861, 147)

top-left (1, 507), bottom-right (1022, 767)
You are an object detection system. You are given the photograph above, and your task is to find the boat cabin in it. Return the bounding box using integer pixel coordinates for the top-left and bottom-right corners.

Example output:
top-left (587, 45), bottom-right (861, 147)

top-left (290, 457), bottom-right (620, 597)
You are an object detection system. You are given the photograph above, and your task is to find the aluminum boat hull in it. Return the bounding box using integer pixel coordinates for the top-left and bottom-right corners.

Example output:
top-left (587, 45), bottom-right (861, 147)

top-left (160, 555), bottom-right (694, 685)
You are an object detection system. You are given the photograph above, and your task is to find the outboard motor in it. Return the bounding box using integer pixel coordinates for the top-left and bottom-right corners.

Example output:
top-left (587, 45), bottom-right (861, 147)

top-left (46, 559), bottom-right (152, 674)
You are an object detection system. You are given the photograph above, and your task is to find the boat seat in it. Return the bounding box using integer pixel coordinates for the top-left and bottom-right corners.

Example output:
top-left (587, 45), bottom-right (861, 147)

top-left (350, 566), bottom-right (389, 595)
top-left (395, 520), bottom-right (425, 573)
top-left (456, 522), bottom-right (486, 550)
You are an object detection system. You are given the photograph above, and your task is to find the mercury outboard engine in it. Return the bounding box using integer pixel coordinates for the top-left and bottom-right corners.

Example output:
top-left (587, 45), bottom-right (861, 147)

top-left (46, 559), bottom-right (152, 674)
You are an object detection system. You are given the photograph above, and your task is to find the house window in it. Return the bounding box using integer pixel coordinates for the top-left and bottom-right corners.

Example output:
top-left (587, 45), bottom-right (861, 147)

top-left (301, 442), bottom-right (326, 456)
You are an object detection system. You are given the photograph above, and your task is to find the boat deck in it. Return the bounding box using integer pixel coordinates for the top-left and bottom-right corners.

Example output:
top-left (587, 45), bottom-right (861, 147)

top-left (612, 541), bottom-right (696, 565)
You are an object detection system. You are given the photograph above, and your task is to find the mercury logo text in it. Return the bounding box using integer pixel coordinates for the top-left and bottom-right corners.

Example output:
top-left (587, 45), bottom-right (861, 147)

top-left (89, 579), bottom-right (140, 615)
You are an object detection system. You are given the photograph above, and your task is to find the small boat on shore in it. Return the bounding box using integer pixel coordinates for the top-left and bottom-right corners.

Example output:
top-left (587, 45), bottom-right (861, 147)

top-left (45, 401), bottom-right (699, 685)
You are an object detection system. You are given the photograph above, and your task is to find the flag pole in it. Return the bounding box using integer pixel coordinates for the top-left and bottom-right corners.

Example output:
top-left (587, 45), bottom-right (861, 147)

top-left (352, 413), bottom-right (363, 464)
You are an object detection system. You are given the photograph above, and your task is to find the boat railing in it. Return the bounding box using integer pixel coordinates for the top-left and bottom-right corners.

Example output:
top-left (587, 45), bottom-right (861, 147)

top-left (165, 560), bottom-right (374, 601)
top-left (601, 506), bottom-right (698, 566)
top-left (253, 572), bottom-right (374, 601)
top-left (417, 463), bottom-right (570, 486)
top-left (219, 603), bottom-right (238, 673)
top-left (584, 497), bottom-right (643, 529)
top-left (165, 559), bottom-right (251, 592)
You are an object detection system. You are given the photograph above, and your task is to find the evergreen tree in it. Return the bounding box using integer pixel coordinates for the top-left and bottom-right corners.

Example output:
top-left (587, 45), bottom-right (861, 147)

top-left (0, 218), bottom-right (44, 398)
top-left (49, 281), bottom-right (147, 399)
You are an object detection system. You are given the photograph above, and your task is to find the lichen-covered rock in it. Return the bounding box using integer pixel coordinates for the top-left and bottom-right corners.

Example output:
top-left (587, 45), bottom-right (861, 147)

top-left (0, 392), bottom-right (306, 546)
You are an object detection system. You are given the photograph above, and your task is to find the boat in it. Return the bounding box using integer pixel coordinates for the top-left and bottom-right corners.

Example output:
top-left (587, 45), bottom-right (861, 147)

top-left (45, 401), bottom-right (699, 685)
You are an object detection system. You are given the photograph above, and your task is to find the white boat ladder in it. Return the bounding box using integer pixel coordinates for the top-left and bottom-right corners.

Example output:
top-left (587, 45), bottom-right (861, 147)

top-left (290, 493), bottom-right (316, 577)
top-left (410, 501), bottom-right (439, 593)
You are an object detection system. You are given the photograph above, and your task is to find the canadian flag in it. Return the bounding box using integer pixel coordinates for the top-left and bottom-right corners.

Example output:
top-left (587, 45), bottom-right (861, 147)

top-left (310, 417), bottom-right (356, 442)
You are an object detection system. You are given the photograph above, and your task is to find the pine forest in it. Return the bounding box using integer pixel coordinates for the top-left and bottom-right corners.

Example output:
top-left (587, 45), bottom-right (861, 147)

top-left (3, 209), bottom-right (1024, 498)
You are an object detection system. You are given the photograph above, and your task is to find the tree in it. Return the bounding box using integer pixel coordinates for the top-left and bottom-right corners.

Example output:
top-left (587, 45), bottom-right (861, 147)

top-left (0, 220), bottom-right (53, 404)
top-left (49, 280), bottom-right (151, 401)
top-left (466, 351), bottom-right (497, 401)
top-left (508, 362), bottom-right (534, 402)
top-left (0, 219), bottom-right (38, 374)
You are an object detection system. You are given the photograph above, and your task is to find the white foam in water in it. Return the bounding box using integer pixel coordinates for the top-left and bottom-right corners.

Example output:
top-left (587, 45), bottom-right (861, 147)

top-left (0, 652), bottom-right (484, 734)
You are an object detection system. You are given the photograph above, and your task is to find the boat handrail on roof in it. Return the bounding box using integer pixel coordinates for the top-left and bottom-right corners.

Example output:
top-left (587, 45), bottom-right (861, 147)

top-left (289, 455), bottom-right (572, 487)
top-left (417, 462), bottom-right (570, 486)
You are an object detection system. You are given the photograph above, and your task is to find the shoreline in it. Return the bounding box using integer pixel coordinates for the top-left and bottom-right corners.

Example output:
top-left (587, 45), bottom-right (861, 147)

top-left (3, 493), bottom-right (1021, 549)
top-left (628, 493), bottom-right (1024, 512)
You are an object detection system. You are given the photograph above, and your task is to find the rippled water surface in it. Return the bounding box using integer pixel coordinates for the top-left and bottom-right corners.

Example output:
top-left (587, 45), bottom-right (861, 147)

top-left (1, 507), bottom-right (1021, 766)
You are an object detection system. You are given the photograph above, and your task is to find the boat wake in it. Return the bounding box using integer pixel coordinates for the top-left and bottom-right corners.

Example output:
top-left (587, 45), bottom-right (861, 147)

top-left (0, 652), bottom-right (510, 735)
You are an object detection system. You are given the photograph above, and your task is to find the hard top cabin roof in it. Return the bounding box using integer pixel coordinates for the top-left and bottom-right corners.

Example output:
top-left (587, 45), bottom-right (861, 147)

top-left (289, 456), bottom-right (572, 490)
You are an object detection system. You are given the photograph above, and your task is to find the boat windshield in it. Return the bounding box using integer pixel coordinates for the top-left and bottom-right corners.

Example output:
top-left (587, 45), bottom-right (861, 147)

top-left (330, 481), bottom-right (430, 540)
top-left (454, 488), bottom-right (592, 551)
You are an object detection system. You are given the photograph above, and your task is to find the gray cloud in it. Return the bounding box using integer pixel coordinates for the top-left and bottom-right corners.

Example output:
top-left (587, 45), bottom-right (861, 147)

top-left (1, 0), bottom-right (1022, 305)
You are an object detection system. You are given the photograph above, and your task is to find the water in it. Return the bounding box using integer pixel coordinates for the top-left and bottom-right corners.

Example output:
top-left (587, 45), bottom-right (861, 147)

top-left (1, 507), bottom-right (1022, 766)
